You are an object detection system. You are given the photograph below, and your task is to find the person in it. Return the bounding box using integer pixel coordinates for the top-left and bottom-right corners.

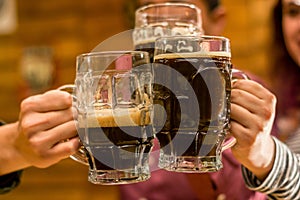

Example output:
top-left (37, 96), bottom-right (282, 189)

top-left (242, 1), bottom-right (300, 197)
top-left (271, 0), bottom-right (300, 154)
top-left (119, 0), bottom-right (300, 199)
top-left (1, 0), bottom-right (299, 199)
top-left (0, 90), bottom-right (80, 194)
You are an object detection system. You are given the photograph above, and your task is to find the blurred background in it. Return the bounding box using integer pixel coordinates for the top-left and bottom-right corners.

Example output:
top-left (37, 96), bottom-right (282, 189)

top-left (0, 0), bottom-right (276, 199)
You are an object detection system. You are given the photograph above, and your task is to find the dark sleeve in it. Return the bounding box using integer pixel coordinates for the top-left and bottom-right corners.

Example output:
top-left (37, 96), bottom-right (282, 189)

top-left (0, 120), bottom-right (23, 194)
top-left (0, 170), bottom-right (23, 194)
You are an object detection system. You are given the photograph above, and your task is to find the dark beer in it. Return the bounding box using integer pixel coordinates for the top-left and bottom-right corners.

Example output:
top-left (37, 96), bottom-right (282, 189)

top-left (135, 41), bottom-right (155, 62)
top-left (79, 108), bottom-right (154, 172)
top-left (153, 52), bottom-right (231, 157)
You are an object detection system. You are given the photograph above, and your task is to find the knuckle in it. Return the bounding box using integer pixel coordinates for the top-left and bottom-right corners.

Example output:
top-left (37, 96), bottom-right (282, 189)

top-left (27, 137), bottom-right (47, 157)
top-left (20, 96), bottom-right (38, 112)
top-left (65, 139), bottom-right (80, 155)
top-left (262, 107), bottom-right (273, 119)
top-left (42, 115), bottom-right (52, 126)
top-left (254, 121), bottom-right (264, 132)
top-left (65, 145), bottom-right (76, 155)
top-left (51, 90), bottom-right (72, 106)
top-left (67, 108), bottom-right (76, 120)
top-left (19, 117), bottom-right (36, 133)
top-left (231, 89), bottom-right (242, 100)
top-left (241, 131), bottom-right (256, 146)
top-left (265, 92), bottom-right (277, 103)
top-left (21, 116), bottom-right (47, 132)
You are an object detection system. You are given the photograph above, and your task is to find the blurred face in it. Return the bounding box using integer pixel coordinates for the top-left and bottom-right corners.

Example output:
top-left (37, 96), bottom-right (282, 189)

top-left (282, 0), bottom-right (300, 66)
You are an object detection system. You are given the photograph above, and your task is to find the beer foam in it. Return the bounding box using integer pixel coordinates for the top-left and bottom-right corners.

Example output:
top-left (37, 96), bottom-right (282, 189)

top-left (134, 38), bottom-right (156, 46)
top-left (154, 51), bottom-right (231, 60)
top-left (80, 107), bottom-right (151, 128)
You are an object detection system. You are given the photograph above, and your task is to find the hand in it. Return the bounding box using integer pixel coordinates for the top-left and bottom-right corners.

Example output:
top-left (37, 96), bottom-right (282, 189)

top-left (10, 90), bottom-right (79, 172)
top-left (230, 79), bottom-right (277, 180)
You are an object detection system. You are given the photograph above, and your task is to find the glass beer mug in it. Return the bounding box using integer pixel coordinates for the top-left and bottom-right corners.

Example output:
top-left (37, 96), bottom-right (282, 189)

top-left (60, 51), bottom-right (154, 185)
top-left (132, 2), bottom-right (204, 173)
top-left (153, 35), bottom-right (247, 173)
top-left (133, 2), bottom-right (203, 61)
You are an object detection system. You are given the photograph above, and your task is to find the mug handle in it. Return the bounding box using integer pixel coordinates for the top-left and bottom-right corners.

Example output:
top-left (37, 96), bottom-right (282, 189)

top-left (221, 69), bottom-right (250, 152)
top-left (57, 84), bottom-right (89, 166)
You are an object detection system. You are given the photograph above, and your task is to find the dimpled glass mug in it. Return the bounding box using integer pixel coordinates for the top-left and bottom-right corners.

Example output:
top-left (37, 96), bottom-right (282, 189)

top-left (153, 35), bottom-right (248, 173)
top-left (59, 51), bottom-right (154, 185)
top-left (133, 2), bottom-right (203, 62)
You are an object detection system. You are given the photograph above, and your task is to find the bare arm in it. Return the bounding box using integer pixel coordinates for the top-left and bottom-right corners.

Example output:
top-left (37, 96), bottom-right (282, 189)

top-left (0, 90), bottom-right (80, 175)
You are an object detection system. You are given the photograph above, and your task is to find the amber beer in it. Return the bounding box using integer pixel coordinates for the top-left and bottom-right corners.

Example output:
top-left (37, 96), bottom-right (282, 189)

top-left (153, 51), bottom-right (231, 161)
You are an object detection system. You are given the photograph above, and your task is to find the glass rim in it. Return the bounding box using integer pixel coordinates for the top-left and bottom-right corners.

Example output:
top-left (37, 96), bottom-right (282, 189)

top-left (155, 35), bottom-right (230, 42)
top-left (136, 2), bottom-right (201, 13)
top-left (76, 51), bottom-right (150, 60)
top-left (135, 2), bottom-right (201, 14)
top-left (154, 35), bottom-right (231, 58)
top-left (86, 68), bottom-right (136, 73)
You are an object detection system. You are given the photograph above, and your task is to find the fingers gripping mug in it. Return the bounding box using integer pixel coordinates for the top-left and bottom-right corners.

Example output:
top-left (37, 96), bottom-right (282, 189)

top-left (153, 35), bottom-right (248, 173)
top-left (59, 51), bottom-right (154, 185)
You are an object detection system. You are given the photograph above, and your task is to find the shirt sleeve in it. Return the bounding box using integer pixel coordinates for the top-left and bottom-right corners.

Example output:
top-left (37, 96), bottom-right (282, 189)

top-left (0, 170), bottom-right (23, 194)
top-left (242, 137), bottom-right (300, 199)
top-left (0, 120), bottom-right (23, 194)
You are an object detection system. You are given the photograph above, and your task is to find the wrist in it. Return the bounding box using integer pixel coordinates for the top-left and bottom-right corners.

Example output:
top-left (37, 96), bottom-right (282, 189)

top-left (0, 122), bottom-right (30, 175)
top-left (245, 136), bottom-right (276, 180)
top-left (233, 136), bottom-right (276, 181)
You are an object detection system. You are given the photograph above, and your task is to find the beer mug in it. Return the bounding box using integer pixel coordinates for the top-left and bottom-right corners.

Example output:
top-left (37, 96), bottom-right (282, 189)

top-left (153, 35), bottom-right (247, 173)
top-left (60, 51), bottom-right (154, 184)
top-left (133, 2), bottom-right (203, 61)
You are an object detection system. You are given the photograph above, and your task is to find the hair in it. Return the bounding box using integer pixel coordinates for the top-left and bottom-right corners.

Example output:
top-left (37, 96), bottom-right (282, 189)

top-left (271, 0), bottom-right (300, 116)
top-left (203, 0), bottom-right (220, 12)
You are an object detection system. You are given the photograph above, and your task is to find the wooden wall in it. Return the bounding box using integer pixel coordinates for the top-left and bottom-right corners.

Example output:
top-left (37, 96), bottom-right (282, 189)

top-left (0, 0), bottom-right (129, 122)
top-left (223, 0), bottom-right (276, 85)
top-left (1, 159), bottom-right (120, 200)
top-left (0, 0), bottom-right (276, 123)
top-left (0, 0), bottom-right (276, 200)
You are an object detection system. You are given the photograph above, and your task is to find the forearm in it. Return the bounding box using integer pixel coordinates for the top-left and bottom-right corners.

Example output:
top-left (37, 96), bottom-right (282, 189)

top-left (242, 137), bottom-right (300, 199)
top-left (232, 134), bottom-right (276, 181)
top-left (0, 122), bottom-right (30, 175)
